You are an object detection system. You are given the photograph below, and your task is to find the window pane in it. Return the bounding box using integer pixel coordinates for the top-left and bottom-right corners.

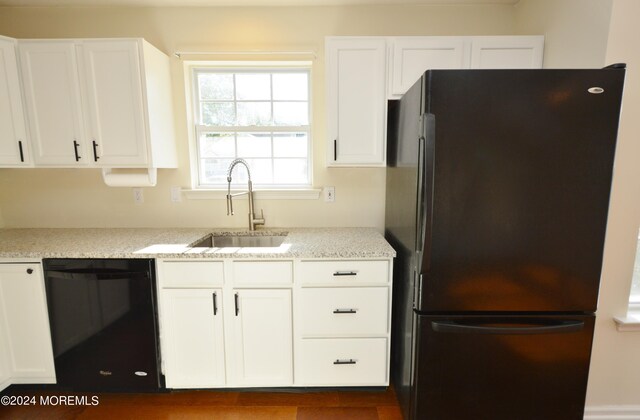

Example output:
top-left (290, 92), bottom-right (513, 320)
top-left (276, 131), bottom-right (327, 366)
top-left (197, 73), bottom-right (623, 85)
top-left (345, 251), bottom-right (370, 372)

top-left (273, 133), bottom-right (307, 158)
top-left (237, 102), bottom-right (271, 126)
top-left (201, 158), bottom-right (233, 184)
top-left (199, 133), bottom-right (235, 158)
top-left (236, 73), bottom-right (271, 100)
top-left (201, 102), bottom-right (235, 126)
top-left (273, 73), bottom-right (308, 100)
top-left (245, 158), bottom-right (273, 184)
top-left (273, 102), bottom-right (308, 126)
top-left (193, 68), bottom-right (311, 187)
top-left (237, 133), bottom-right (272, 158)
top-left (274, 158), bottom-right (308, 184)
top-left (198, 73), bottom-right (234, 100)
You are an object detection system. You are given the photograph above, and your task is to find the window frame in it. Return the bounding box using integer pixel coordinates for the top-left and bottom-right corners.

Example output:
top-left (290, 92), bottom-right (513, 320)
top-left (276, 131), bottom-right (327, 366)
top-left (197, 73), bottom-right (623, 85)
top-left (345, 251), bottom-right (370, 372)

top-left (188, 63), bottom-right (313, 190)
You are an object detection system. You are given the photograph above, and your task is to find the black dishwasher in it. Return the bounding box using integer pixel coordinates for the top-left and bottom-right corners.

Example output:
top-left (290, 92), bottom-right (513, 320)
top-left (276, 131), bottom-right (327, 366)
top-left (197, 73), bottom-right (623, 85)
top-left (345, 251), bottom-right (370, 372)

top-left (43, 258), bottom-right (162, 391)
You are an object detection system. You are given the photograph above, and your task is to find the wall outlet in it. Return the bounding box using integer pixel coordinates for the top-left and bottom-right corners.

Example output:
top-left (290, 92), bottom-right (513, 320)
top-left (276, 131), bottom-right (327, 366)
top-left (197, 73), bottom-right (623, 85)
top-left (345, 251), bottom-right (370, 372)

top-left (133, 188), bottom-right (144, 204)
top-left (170, 186), bottom-right (182, 203)
top-left (324, 186), bottom-right (335, 202)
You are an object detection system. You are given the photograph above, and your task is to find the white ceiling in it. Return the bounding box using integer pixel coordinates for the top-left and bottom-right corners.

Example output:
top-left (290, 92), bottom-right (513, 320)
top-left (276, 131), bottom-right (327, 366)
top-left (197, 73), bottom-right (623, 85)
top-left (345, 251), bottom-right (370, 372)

top-left (0, 0), bottom-right (519, 7)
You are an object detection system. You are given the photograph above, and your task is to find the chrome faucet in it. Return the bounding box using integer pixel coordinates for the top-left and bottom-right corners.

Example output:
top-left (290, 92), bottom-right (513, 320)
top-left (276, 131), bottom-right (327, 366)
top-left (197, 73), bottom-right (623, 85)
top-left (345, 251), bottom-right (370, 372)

top-left (226, 158), bottom-right (265, 231)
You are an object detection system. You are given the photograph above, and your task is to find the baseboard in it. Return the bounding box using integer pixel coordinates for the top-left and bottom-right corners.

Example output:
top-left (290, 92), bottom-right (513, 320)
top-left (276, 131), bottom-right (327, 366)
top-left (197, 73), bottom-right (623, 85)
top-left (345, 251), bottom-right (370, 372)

top-left (584, 405), bottom-right (640, 419)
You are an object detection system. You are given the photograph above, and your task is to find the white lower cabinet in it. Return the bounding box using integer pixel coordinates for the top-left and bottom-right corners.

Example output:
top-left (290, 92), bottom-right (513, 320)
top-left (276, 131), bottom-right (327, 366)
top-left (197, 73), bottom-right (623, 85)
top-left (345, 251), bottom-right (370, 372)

top-left (158, 260), bottom-right (293, 389)
top-left (158, 258), bottom-right (391, 389)
top-left (296, 260), bottom-right (392, 387)
top-left (0, 306), bottom-right (9, 391)
top-left (232, 289), bottom-right (292, 386)
top-left (298, 338), bottom-right (387, 386)
top-left (0, 263), bottom-right (56, 385)
top-left (161, 288), bottom-right (225, 388)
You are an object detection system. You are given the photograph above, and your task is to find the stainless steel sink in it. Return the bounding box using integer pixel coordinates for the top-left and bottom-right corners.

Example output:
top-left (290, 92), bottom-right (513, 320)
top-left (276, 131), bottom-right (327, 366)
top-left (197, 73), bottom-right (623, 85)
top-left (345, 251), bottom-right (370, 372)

top-left (191, 235), bottom-right (286, 248)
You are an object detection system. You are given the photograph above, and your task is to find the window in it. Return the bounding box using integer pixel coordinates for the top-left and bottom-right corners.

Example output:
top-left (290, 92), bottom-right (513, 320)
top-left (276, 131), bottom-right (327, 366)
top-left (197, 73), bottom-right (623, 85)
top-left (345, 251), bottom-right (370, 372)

top-left (191, 66), bottom-right (311, 188)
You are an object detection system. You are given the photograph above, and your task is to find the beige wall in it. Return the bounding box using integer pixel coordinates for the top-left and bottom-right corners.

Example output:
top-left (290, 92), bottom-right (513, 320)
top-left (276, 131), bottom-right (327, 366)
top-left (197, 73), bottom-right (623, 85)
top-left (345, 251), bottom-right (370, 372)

top-left (515, 0), bottom-right (613, 68)
top-left (0, 5), bottom-right (516, 230)
top-left (585, 0), bottom-right (640, 406)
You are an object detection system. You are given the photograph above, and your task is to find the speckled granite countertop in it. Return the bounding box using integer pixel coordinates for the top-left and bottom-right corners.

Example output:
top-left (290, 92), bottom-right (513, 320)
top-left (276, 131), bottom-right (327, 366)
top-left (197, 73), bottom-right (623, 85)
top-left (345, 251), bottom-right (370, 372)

top-left (0, 228), bottom-right (396, 259)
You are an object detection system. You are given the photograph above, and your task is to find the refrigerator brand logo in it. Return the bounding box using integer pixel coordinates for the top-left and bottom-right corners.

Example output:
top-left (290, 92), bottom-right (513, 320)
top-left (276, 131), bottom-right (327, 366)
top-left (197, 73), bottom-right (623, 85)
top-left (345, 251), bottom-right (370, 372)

top-left (588, 87), bottom-right (605, 94)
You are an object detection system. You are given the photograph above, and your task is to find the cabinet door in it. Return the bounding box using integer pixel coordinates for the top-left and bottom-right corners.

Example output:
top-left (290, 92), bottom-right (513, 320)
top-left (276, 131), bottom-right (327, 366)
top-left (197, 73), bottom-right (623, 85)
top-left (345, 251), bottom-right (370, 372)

top-left (232, 289), bottom-right (292, 386)
top-left (326, 38), bottom-right (387, 166)
top-left (0, 302), bottom-right (10, 391)
top-left (161, 288), bottom-right (225, 388)
top-left (0, 36), bottom-right (30, 166)
top-left (0, 264), bottom-right (56, 383)
top-left (19, 41), bottom-right (86, 165)
top-left (81, 40), bottom-right (148, 166)
top-left (470, 36), bottom-right (544, 69)
top-left (389, 37), bottom-right (469, 97)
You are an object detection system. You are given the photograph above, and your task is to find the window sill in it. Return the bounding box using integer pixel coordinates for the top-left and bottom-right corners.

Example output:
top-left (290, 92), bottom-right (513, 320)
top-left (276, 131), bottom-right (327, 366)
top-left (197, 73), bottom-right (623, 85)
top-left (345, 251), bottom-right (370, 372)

top-left (613, 307), bottom-right (640, 332)
top-left (183, 188), bottom-right (321, 200)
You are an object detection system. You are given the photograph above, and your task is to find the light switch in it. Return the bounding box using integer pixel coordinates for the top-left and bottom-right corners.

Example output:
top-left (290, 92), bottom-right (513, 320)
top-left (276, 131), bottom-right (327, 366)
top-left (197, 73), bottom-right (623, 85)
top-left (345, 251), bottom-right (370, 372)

top-left (324, 186), bottom-right (335, 202)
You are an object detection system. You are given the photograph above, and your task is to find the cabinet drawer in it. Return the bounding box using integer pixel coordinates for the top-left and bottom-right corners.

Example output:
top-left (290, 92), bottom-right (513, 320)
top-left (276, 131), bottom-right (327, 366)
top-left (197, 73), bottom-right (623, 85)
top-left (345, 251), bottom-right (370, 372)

top-left (300, 287), bottom-right (388, 336)
top-left (232, 261), bottom-right (292, 285)
top-left (298, 338), bottom-right (387, 385)
top-left (160, 261), bottom-right (224, 288)
top-left (299, 260), bottom-right (389, 285)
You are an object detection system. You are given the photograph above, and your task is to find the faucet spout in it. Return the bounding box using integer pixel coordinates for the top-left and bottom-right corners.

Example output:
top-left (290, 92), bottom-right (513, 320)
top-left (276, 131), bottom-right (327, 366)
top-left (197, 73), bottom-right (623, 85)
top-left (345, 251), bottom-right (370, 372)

top-left (225, 159), bottom-right (265, 231)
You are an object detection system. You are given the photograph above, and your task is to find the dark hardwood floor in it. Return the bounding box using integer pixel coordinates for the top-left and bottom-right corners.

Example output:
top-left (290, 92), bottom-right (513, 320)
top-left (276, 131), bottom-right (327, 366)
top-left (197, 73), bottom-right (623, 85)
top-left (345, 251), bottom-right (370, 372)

top-left (0, 386), bottom-right (403, 419)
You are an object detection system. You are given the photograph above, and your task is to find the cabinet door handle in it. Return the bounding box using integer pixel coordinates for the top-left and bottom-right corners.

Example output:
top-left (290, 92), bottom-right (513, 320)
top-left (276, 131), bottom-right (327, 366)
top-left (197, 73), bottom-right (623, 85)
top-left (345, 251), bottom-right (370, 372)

top-left (333, 271), bottom-right (357, 277)
top-left (18, 140), bottom-right (24, 162)
top-left (92, 140), bottom-right (100, 161)
top-left (234, 292), bottom-right (239, 316)
top-left (334, 139), bottom-right (337, 161)
top-left (73, 140), bottom-right (81, 161)
top-left (212, 292), bottom-right (218, 316)
top-left (26, 268), bottom-right (34, 274)
top-left (333, 359), bottom-right (356, 365)
top-left (333, 309), bottom-right (357, 314)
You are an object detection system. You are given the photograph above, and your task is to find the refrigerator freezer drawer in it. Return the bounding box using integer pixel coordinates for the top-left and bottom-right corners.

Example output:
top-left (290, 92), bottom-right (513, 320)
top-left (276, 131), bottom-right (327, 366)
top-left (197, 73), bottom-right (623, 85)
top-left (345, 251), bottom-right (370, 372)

top-left (412, 314), bottom-right (595, 420)
top-left (299, 260), bottom-right (389, 286)
top-left (300, 287), bottom-right (389, 336)
top-left (298, 338), bottom-right (388, 386)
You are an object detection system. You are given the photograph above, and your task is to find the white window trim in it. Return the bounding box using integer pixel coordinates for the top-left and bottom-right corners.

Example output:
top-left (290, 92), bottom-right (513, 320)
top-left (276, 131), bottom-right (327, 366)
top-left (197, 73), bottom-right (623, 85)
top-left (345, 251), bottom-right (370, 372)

top-left (615, 232), bottom-right (640, 331)
top-left (183, 188), bottom-right (321, 200)
top-left (183, 61), bottom-right (317, 198)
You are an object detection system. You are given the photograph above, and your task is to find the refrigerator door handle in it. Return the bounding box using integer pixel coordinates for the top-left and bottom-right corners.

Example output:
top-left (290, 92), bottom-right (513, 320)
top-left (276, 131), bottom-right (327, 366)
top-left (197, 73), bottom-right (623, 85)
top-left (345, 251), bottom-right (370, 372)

top-left (431, 319), bottom-right (585, 335)
top-left (416, 113), bottom-right (435, 261)
top-left (415, 133), bottom-right (426, 254)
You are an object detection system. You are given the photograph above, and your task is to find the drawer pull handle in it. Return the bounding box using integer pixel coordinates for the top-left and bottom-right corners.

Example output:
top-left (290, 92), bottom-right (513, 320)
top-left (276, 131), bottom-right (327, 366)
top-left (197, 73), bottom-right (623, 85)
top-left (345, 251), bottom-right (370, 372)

top-left (212, 292), bottom-right (218, 316)
top-left (234, 292), bottom-right (239, 316)
top-left (333, 309), bottom-right (357, 314)
top-left (333, 271), bottom-right (357, 276)
top-left (334, 359), bottom-right (357, 365)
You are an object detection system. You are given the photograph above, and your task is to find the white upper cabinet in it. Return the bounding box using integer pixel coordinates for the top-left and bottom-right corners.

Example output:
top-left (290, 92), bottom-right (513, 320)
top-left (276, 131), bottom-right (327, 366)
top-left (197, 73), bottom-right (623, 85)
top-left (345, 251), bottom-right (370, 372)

top-left (470, 36), bottom-right (544, 69)
top-left (326, 36), bottom-right (543, 166)
top-left (80, 40), bottom-right (148, 166)
top-left (326, 37), bottom-right (387, 167)
top-left (0, 36), bottom-right (30, 166)
top-left (18, 38), bottom-right (176, 168)
top-left (389, 37), bottom-right (469, 98)
top-left (19, 41), bottom-right (86, 166)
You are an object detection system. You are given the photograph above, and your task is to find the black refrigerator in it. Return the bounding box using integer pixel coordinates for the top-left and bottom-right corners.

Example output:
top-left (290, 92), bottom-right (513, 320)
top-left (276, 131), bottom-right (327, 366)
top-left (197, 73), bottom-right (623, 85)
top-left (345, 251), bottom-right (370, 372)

top-left (385, 68), bottom-right (625, 420)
